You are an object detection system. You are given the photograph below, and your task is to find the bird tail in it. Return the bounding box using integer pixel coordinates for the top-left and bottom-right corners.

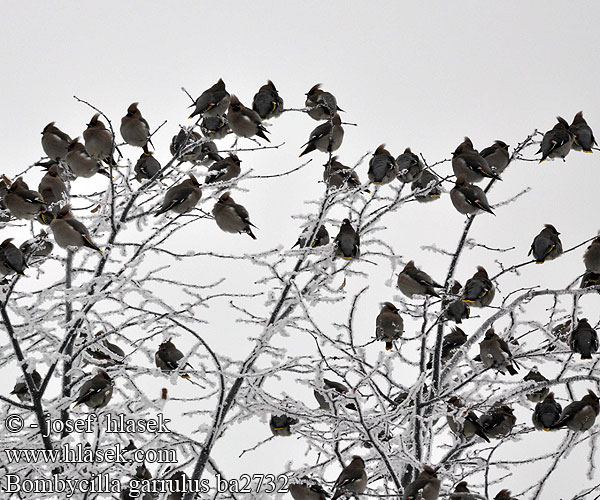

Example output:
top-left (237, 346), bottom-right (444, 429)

top-left (507, 365), bottom-right (518, 376)
top-left (299, 143), bottom-right (316, 158)
top-left (256, 128), bottom-right (271, 143)
top-left (245, 227), bottom-right (257, 240)
top-left (385, 342), bottom-right (393, 351)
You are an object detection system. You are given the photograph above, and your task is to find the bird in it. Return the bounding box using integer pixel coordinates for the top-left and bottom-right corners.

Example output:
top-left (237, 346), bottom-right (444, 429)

top-left (396, 147), bottom-right (425, 183)
top-left (65, 138), bottom-right (108, 178)
top-left (538, 117), bottom-right (574, 163)
top-left (445, 282), bottom-right (470, 324)
top-left (478, 405), bottom-right (516, 437)
top-left (494, 490), bottom-right (517, 500)
top-left (450, 481), bottom-right (473, 500)
top-left (427, 327), bottom-right (468, 368)
top-left (331, 456), bottom-right (367, 500)
top-left (569, 318), bottom-right (598, 360)
top-left (397, 260), bottom-right (443, 298)
top-left (134, 152), bottom-right (161, 182)
top-left (402, 465), bottom-right (441, 500)
top-left (189, 78), bottom-right (230, 118)
top-left (314, 379), bottom-right (356, 411)
top-left (293, 224), bottom-right (330, 249)
top-left (155, 339), bottom-right (191, 379)
top-left (532, 392), bottom-right (562, 431)
top-left (523, 367), bottom-right (549, 402)
top-left (480, 140), bottom-right (510, 174)
top-left (226, 95), bottom-right (270, 142)
top-left (41, 122), bottom-right (72, 161)
top-left (450, 176), bottom-right (495, 215)
top-left (305, 83), bottom-right (343, 121)
top-left (171, 130), bottom-right (222, 165)
top-left (411, 169), bottom-right (441, 202)
top-left (11, 370), bottom-right (41, 402)
top-left (0, 239), bottom-right (26, 276)
top-left (269, 414), bottom-right (298, 436)
top-left (50, 205), bottom-right (102, 252)
top-left (375, 302), bottom-right (404, 350)
top-left (583, 237), bottom-right (600, 272)
top-left (252, 80), bottom-right (284, 120)
top-left (452, 137), bottom-right (501, 183)
top-left (462, 266), bottom-right (494, 307)
top-left (569, 111), bottom-right (597, 153)
top-left (323, 156), bottom-right (361, 189)
top-left (74, 370), bottom-right (114, 408)
top-left (529, 224), bottom-right (563, 264)
top-left (87, 335), bottom-right (125, 365)
top-left (165, 470), bottom-right (187, 500)
top-left (200, 115), bottom-right (230, 140)
top-left (83, 114), bottom-right (116, 166)
top-left (155, 175), bottom-right (202, 216)
top-left (299, 114), bottom-right (344, 157)
top-left (289, 479), bottom-right (329, 500)
top-left (205, 154), bottom-right (242, 184)
top-left (0, 179), bottom-right (11, 222)
top-left (120, 102), bottom-right (152, 153)
top-left (19, 232), bottom-right (53, 258)
top-left (38, 163), bottom-right (68, 218)
top-left (551, 390), bottom-right (599, 431)
top-left (334, 219), bottom-right (359, 260)
top-left (212, 192), bottom-right (257, 239)
top-left (446, 396), bottom-right (490, 442)
top-left (368, 144), bottom-right (398, 185)
top-left (479, 328), bottom-right (518, 375)
top-left (3, 177), bottom-right (47, 220)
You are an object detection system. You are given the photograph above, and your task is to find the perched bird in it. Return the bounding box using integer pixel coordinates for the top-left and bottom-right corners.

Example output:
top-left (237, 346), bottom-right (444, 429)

top-left (200, 115), bottom-right (230, 140)
top-left (205, 154), bottom-right (241, 184)
top-left (581, 271), bottom-right (600, 290)
top-left (450, 176), bottom-right (495, 215)
top-left (74, 370), bottom-right (114, 408)
top-left (305, 83), bottom-right (343, 121)
top-left (427, 327), bottom-right (468, 368)
top-left (227, 95), bottom-right (270, 142)
top-left (11, 370), bottom-right (41, 402)
top-left (402, 465), bottom-right (441, 500)
top-left (189, 78), bottom-right (230, 118)
top-left (3, 177), bottom-right (47, 220)
top-left (299, 114), bottom-right (344, 157)
top-left (569, 318), bottom-right (598, 360)
top-left (155, 339), bottom-right (190, 379)
top-left (450, 481), bottom-right (474, 500)
top-left (65, 138), bottom-right (108, 178)
top-left (532, 392), bottom-right (562, 431)
top-left (171, 130), bottom-right (221, 165)
top-left (289, 479), bottom-right (329, 500)
top-left (452, 137), bottom-right (501, 183)
top-left (323, 156), bottom-right (361, 189)
top-left (480, 140), bottom-right (510, 174)
top-left (293, 224), bottom-right (330, 249)
top-left (212, 192), bottom-right (257, 239)
top-left (20, 232), bottom-right (53, 258)
top-left (396, 147), bottom-right (424, 183)
top-left (494, 490), bottom-right (517, 500)
top-left (314, 379), bottom-right (356, 411)
top-left (523, 367), bottom-right (549, 402)
top-left (120, 102), bottom-right (151, 153)
top-left (445, 282), bottom-right (470, 324)
top-left (0, 239), bottom-right (25, 276)
top-left (155, 175), bottom-right (202, 216)
top-left (331, 456), bottom-right (367, 500)
top-left (334, 219), bottom-right (359, 260)
top-left (538, 117), bottom-right (574, 163)
top-left (397, 260), bottom-right (443, 298)
top-left (479, 328), bottom-right (518, 375)
top-left (462, 266), bottom-right (495, 307)
top-left (252, 80), bottom-right (284, 120)
top-left (529, 224), bottom-right (563, 264)
top-left (446, 396), bottom-right (490, 442)
top-left (583, 237), bottom-right (600, 272)
top-left (368, 144), bottom-right (398, 185)
top-left (83, 114), bottom-right (116, 166)
top-left (166, 470), bottom-right (187, 500)
top-left (478, 405), bottom-right (516, 437)
top-left (375, 302), bottom-right (404, 350)
top-left (0, 179), bottom-right (11, 222)
top-left (569, 111), bottom-right (596, 152)
top-left (41, 122), bottom-right (72, 161)
top-left (552, 390), bottom-right (599, 431)
top-left (134, 152), bottom-right (161, 182)
top-left (50, 205), bottom-right (102, 252)
top-left (269, 414), bottom-right (298, 436)
top-left (38, 163), bottom-right (68, 208)
top-left (411, 169), bottom-right (441, 202)
top-left (88, 336), bottom-right (125, 365)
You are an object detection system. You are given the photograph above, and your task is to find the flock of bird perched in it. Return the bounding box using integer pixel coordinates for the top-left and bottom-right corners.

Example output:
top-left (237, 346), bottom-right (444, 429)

top-left (1, 78), bottom-right (599, 500)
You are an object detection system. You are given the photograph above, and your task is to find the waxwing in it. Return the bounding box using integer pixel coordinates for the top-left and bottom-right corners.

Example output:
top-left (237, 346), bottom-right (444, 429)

top-left (65, 138), bottom-right (108, 178)
top-left (74, 370), bottom-right (113, 408)
top-left (289, 479), bottom-right (329, 500)
top-left (334, 219), bottom-right (359, 260)
top-left (83, 113), bottom-right (116, 166)
top-left (332, 456), bottom-right (367, 500)
top-left (569, 318), bottom-right (598, 360)
top-left (120, 102), bottom-right (152, 153)
top-left (478, 405), bottom-right (516, 437)
top-left (269, 414), bottom-right (298, 436)
top-left (450, 481), bottom-right (473, 500)
top-left (38, 164), bottom-right (68, 213)
top-left (450, 176), bottom-right (495, 215)
top-left (155, 175), bottom-right (202, 216)
top-left (427, 327), bottom-right (468, 368)
top-left (20, 232), bottom-right (53, 258)
top-left (368, 144), bottom-right (398, 185)
top-left (166, 470), bottom-right (187, 500)
top-left (411, 169), bottom-right (441, 202)
top-left (134, 152), bottom-right (161, 182)
top-left (583, 237), bottom-right (600, 272)
top-left (523, 367), bottom-right (549, 402)
top-left (200, 115), bottom-right (230, 140)
top-left (551, 390), bottom-right (599, 431)
top-left (532, 392), bottom-right (562, 431)
top-left (305, 83), bottom-right (343, 121)
top-left (397, 260), bottom-right (443, 298)
top-left (170, 130), bottom-right (222, 165)
top-left (494, 490), bottom-right (517, 500)
top-left (375, 302), bottom-right (404, 350)
top-left (462, 266), bottom-right (494, 307)
top-left (227, 95), bottom-right (270, 142)
top-left (212, 192), bottom-right (257, 239)
top-left (452, 137), bottom-right (501, 183)
top-left (41, 122), bottom-right (72, 161)
top-left (189, 78), bottom-right (230, 118)
top-left (480, 140), bottom-right (510, 174)
top-left (87, 332), bottom-right (125, 365)
top-left (402, 465), bottom-right (441, 500)
top-left (11, 370), bottom-right (41, 402)
top-left (538, 117), bottom-right (574, 163)
top-left (314, 379), bottom-right (356, 411)
top-left (479, 328), bottom-right (518, 375)
top-left (299, 114), bottom-right (344, 157)
top-left (324, 156), bottom-right (361, 189)
top-left (0, 239), bottom-right (25, 276)
top-left (155, 339), bottom-right (191, 379)
top-left (205, 154), bottom-right (241, 184)
top-left (293, 224), bottom-right (330, 249)
top-left (252, 80), bottom-right (284, 120)
top-left (446, 396), bottom-right (490, 442)
top-left (50, 206), bottom-right (102, 252)
top-left (0, 179), bottom-right (10, 222)
top-left (529, 224), bottom-right (563, 264)
top-left (3, 177), bottom-right (47, 220)
top-left (396, 147), bottom-right (424, 183)
top-left (569, 111), bottom-right (597, 152)
top-left (445, 282), bottom-right (470, 324)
